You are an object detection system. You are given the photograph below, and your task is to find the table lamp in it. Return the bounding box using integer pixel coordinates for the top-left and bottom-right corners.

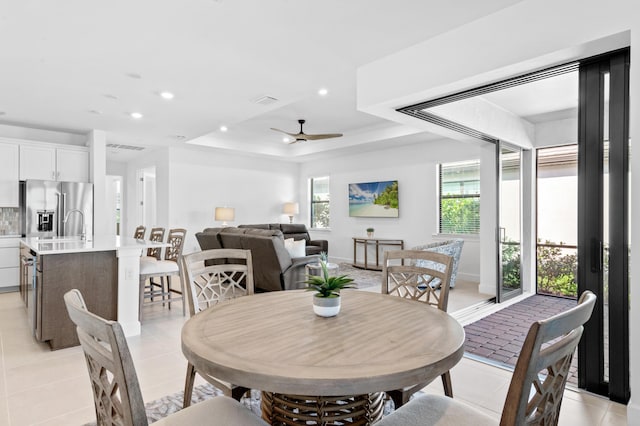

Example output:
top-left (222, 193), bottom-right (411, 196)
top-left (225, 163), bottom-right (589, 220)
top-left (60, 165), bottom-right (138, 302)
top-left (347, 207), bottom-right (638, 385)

top-left (215, 207), bottom-right (235, 226)
top-left (283, 202), bottom-right (299, 224)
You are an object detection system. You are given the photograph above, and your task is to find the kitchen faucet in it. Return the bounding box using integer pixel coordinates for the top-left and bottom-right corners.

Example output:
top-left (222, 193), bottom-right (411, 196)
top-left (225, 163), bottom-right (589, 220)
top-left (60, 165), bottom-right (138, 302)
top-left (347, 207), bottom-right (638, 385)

top-left (63, 209), bottom-right (85, 240)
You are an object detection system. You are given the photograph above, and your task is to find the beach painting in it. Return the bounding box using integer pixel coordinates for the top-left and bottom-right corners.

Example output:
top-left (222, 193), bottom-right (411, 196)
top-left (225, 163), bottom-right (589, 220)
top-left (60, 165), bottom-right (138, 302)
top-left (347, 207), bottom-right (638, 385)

top-left (349, 180), bottom-right (399, 217)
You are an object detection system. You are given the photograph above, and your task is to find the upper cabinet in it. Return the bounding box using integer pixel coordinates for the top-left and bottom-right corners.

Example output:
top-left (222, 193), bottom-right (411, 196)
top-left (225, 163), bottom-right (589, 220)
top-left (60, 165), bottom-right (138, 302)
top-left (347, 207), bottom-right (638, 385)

top-left (19, 145), bottom-right (56, 181)
top-left (19, 145), bottom-right (89, 182)
top-left (56, 149), bottom-right (89, 182)
top-left (0, 142), bottom-right (20, 207)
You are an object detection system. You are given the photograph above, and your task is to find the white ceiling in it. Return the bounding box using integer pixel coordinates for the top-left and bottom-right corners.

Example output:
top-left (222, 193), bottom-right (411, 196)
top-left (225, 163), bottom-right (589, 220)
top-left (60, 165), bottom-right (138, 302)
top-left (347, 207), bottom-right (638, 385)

top-left (0, 0), bottom-right (524, 161)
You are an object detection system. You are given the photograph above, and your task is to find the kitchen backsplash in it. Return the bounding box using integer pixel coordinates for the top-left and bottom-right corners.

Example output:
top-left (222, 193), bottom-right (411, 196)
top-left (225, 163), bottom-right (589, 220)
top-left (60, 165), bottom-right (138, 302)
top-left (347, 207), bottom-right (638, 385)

top-left (0, 207), bottom-right (20, 236)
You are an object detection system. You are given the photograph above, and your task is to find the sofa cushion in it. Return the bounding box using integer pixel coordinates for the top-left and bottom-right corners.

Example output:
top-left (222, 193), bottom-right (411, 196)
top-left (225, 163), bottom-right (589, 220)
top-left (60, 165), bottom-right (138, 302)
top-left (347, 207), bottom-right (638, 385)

top-left (284, 238), bottom-right (306, 258)
top-left (196, 232), bottom-right (223, 250)
top-left (238, 224), bottom-right (271, 230)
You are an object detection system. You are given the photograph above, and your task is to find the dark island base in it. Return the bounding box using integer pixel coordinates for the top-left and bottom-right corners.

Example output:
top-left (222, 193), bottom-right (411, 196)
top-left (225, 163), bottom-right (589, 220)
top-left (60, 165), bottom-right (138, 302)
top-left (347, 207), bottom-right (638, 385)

top-left (36, 251), bottom-right (118, 350)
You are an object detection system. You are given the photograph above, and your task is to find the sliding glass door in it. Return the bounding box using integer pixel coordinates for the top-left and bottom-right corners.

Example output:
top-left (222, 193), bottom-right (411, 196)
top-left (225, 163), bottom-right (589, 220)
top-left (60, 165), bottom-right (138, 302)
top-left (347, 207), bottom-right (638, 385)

top-left (497, 142), bottom-right (523, 302)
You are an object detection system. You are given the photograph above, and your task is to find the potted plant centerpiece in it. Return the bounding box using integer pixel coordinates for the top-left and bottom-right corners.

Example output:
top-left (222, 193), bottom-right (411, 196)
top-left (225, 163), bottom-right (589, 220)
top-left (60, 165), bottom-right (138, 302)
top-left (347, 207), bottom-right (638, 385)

top-left (305, 261), bottom-right (354, 317)
top-left (366, 227), bottom-right (374, 238)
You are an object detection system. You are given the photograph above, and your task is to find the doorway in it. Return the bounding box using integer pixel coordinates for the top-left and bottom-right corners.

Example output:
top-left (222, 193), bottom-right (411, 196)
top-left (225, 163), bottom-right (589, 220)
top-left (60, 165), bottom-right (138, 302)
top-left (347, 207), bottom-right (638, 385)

top-left (136, 167), bottom-right (157, 228)
top-left (497, 142), bottom-right (523, 302)
top-left (105, 175), bottom-right (123, 236)
top-left (397, 48), bottom-right (630, 401)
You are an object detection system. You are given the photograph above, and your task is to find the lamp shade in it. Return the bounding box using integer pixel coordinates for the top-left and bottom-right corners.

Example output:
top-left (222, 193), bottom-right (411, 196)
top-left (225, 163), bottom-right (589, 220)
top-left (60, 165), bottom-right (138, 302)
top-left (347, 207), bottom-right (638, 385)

top-left (283, 202), bottom-right (299, 215)
top-left (215, 207), bottom-right (235, 222)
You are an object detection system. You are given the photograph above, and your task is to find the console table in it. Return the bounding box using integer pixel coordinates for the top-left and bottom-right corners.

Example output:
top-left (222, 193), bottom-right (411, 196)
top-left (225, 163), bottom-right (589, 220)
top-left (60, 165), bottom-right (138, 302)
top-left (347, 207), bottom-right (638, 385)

top-left (352, 237), bottom-right (404, 271)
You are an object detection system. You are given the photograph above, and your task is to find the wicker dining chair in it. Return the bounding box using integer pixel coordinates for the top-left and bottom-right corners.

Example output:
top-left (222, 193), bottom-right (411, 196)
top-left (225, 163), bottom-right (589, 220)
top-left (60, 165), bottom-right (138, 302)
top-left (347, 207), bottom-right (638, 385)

top-left (181, 248), bottom-right (255, 408)
top-left (63, 289), bottom-right (267, 426)
top-left (382, 249), bottom-right (454, 408)
top-left (133, 225), bottom-right (146, 240)
top-left (376, 290), bottom-right (597, 426)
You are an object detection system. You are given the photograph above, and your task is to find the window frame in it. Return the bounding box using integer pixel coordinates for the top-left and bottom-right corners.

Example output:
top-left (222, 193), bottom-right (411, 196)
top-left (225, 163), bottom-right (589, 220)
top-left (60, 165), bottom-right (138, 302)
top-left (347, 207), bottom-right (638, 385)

top-left (310, 176), bottom-right (330, 229)
top-left (438, 160), bottom-right (481, 235)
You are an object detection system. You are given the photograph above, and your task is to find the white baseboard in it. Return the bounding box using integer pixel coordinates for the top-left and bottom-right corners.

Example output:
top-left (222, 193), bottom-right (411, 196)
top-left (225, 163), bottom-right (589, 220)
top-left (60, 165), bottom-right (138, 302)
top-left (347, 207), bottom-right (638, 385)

top-left (457, 272), bottom-right (479, 283)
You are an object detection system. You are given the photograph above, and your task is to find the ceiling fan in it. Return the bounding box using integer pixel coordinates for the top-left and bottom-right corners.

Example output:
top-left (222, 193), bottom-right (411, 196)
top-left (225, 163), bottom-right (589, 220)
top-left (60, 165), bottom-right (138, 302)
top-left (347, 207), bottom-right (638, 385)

top-left (271, 119), bottom-right (343, 143)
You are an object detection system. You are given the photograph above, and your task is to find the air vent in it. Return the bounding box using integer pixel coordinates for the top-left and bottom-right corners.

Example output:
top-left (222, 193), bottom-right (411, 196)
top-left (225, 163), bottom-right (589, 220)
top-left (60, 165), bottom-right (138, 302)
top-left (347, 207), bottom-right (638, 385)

top-left (253, 95), bottom-right (279, 105)
top-left (106, 143), bottom-right (145, 151)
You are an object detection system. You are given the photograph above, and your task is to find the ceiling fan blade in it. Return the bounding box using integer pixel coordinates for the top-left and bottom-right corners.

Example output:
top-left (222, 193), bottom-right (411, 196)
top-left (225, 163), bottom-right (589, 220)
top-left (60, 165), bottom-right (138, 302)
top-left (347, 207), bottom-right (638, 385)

top-left (303, 133), bottom-right (343, 140)
top-left (270, 128), bottom-right (300, 138)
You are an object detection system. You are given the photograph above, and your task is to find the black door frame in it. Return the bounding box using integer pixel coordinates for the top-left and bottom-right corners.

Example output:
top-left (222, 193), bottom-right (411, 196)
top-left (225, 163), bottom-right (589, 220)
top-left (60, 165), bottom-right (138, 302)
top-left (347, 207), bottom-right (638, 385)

top-left (577, 48), bottom-right (630, 403)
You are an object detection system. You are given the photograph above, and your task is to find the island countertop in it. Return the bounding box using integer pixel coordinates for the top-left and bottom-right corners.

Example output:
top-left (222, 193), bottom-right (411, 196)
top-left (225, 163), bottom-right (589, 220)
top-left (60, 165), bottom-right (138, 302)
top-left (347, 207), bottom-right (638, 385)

top-left (21, 235), bottom-right (168, 255)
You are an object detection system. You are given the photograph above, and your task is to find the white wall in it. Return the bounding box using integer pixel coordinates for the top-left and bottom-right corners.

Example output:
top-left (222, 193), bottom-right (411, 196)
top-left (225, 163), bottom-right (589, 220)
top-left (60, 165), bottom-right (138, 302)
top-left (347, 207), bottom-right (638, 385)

top-left (299, 138), bottom-right (488, 284)
top-left (166, 147), bottom-right (299, 254)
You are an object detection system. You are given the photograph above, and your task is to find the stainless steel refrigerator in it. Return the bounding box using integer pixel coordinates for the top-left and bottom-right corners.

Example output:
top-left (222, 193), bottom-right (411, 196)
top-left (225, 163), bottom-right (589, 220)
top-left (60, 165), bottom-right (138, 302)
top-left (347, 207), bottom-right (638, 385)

top-left (20, 180), bottom-right (93, 239)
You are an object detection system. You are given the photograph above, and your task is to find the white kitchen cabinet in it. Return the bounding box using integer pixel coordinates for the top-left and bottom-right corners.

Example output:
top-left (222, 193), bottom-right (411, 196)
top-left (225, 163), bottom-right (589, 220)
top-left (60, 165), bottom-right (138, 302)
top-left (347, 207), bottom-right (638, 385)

top-left (20, 145), bottom-right (89, 182)
top-left (0, 142), bottom-right (19, 206)
top-left (0, 238), bottom-right (20, 291)
top-left (19, 144), bottom-right (56, 180)
top-left (56, 148), bottom-right (89, 182)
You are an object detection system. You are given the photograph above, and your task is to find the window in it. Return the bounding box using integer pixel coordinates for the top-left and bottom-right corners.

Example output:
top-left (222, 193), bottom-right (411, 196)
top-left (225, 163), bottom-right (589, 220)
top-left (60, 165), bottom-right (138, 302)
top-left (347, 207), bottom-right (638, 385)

top-left (310, 176), bottom-right (330, 228)
top-left (439, 160), bottom-right (480, 234)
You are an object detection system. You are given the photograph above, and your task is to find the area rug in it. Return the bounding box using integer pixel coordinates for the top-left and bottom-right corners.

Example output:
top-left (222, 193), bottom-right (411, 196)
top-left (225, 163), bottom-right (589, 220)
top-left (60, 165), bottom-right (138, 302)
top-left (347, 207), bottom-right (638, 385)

top-left (463, 294), bottom-right (578, 384)
top-left (337, 262), bottom-right (381, 289)
top-left (85, 383), bottom-right (402, 425)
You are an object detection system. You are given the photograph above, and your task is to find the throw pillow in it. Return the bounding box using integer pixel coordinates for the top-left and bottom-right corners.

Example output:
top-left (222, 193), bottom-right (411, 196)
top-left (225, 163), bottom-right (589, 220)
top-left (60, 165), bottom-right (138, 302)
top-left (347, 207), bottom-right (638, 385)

top-left (284, 238), bottom-right (306, 258)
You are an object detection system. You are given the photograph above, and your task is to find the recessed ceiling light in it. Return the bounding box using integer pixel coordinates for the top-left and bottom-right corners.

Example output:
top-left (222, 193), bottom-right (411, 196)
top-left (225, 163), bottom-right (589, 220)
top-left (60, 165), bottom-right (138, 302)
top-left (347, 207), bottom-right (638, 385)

top-left (174, 135), bottom-right (187, 140)
top-left (104, 94), bottom-right (119, 100)
top-left (126, 73), bottom-right (142, 79)
top-left (88, 109), bottom-right (102, 115)
top-left (160, 91), bottom-right (174, 100)
top-left (318, 88), bottom-right (328, 96)
top-left (220, 125), bottom-right (228, 132)
top-left (130, 112), bottom-right (143, 119)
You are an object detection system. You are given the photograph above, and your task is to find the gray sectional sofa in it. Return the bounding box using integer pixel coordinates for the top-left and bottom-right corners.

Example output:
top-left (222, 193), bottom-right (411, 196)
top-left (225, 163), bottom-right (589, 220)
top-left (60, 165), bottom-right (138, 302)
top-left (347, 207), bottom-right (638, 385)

top-left (195, 227), bottom-right (320, 292)
top-left (238, 223), bottom-right (328, 255)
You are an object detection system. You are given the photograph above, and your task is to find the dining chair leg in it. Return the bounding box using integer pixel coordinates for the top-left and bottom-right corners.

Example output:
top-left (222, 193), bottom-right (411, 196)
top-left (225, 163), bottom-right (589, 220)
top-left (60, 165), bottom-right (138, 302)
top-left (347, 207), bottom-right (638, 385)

top-left (183, 363), bottom-right (197, 408)
top-left (179, 275), bottom-right (186, 316)
top-left (166, 276), bottom-right (172, 309)
top-left (441, 371), bottom-right (453, 397)
top-left (231, 386), bottom-right (250, 401)
top-left (386, 390), bottom-right (406, 409)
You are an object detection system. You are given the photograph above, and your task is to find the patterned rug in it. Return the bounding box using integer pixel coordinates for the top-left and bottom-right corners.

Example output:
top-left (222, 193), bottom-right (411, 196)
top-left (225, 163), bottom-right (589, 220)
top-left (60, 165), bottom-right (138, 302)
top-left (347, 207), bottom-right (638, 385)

top-left (337, 262), bottom-right (381, 289)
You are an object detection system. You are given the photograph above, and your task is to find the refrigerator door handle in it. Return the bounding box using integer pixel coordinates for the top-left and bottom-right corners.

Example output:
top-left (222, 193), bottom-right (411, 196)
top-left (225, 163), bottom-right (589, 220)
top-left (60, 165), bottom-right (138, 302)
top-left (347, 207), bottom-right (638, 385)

top-left (56, 192), bottom-right (67, 237)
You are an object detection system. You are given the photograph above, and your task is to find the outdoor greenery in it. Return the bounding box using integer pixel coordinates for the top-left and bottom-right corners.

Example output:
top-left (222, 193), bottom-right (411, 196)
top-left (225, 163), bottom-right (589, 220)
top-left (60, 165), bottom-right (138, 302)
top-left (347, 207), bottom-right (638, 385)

top-left (373, 181), bottom-right (399, 209)
top-left (501, 239), bottom-right (578, 298)
top-left (305, 261), bottom-right (355, 298)
top-left (311, 195), bottom-right (330, 228)
top-left (537, 241), bottom-right (577, 298)
top-left (440, 198), bottom-right (480, 234)
top-left (501, 242), bottom-right (521, 289)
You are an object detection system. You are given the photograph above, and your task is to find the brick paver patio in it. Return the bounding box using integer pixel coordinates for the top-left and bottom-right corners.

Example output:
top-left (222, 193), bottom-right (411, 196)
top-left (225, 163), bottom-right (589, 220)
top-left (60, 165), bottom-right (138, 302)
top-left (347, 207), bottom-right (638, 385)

top-left (463, 294), bottom-right (578, 383)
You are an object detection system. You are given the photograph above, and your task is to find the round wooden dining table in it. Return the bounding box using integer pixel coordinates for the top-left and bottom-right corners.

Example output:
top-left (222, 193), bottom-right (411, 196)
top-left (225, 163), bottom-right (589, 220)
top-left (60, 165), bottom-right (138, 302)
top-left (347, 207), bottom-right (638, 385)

top-left (181, 289), bottom-right (465, 425)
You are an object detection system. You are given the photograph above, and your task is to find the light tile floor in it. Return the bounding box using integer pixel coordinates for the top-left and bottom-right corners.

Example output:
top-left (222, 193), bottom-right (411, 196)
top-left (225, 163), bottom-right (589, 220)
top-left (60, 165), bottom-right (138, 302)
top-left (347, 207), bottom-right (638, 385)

top-left (0, 290), bottom-right (628, 425)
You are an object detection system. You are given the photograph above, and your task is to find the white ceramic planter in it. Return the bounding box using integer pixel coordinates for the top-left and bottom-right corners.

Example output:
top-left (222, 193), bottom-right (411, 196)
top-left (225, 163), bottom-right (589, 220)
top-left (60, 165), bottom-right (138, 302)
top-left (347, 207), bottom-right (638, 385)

top-left (313, 295), bottom-right (341, 317)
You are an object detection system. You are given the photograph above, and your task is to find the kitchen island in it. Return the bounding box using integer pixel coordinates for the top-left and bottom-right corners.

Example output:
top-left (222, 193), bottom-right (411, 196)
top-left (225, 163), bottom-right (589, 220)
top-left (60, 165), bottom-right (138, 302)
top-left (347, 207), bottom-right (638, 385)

top-left (20, 235), bottom-right (167, 350)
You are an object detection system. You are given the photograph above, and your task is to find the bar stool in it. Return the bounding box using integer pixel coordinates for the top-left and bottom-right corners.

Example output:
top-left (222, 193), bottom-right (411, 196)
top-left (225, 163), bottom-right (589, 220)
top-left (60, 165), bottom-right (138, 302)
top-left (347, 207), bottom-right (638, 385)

top-left (141, 227), bottom-right (165, 263)
top-left (133, 225), bottom-right (146, 240)
top-left (139, 228), bottom-right (187, 319)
